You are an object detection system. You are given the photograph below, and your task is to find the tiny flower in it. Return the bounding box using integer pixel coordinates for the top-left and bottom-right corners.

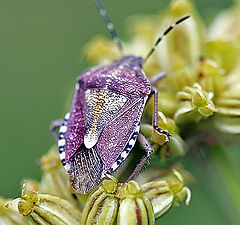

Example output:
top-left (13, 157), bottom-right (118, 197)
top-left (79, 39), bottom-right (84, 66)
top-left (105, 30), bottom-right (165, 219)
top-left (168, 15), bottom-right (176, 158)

top-left (82, 177), bottom-right (156, 225)
top-left (1, 197), bottom-right (30, 225)
top-left (15, 182), bottom-right (82, 224)
top-left (141, 169), bottom-right (191, 218)
top-left (81, 175), bottom-right (120, 225)
top-left (175, 82), bottom-right (216, 123)
top-left (141, 180), bottom-right (174, 218)
top-left (117, 180), bottom-right (155, 225)
top-left (204, 39), bottom-right (238, 75)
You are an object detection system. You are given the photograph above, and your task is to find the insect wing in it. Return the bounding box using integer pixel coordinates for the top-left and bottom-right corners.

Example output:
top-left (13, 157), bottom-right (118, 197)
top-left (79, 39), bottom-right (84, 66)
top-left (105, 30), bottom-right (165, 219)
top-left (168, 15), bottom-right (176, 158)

top-left (68, 145), bottom-right (104, 194)
top-left (64, 85), bottom-right (86, 163)
top-left (97, 96), bottom-right (148, 171)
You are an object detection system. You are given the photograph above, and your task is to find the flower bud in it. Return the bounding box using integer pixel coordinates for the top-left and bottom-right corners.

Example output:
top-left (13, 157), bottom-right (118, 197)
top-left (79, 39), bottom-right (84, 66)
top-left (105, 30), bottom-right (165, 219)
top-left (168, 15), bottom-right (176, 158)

top-left (141, 169), bottom-right (191, 218)
top-left (82, 176), bottom-right (120, 225)
top-left (175, 83), bottom-right (216, 123)
top-left (198, 58), bottom-right (225, 94)
top-left (142, 181), bottom-right (174, 218)
top-left (1, 197), bottom-right (30, 225)
top-left (16, 182), bottom-right (82, 224)
top-left (117, 180), bottom-right (155, 225)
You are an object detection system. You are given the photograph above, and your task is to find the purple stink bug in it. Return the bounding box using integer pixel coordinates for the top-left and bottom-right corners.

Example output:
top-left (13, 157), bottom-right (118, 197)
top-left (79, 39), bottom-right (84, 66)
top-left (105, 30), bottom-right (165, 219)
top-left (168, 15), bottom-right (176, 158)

top-left (51, 0), bottom-right (189, 194)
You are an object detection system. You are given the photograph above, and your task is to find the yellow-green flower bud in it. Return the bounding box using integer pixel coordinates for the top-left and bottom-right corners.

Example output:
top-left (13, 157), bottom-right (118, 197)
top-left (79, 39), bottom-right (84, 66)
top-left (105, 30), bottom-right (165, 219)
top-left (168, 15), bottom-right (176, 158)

top-left (142, 181), bottom-right (174, 218)
top-left (82, 176), bottom-right (120, 225)
top-left (1, 197), bottom-right (30, 225)
top-left (175, 83), bottom-right (216, 123)
top-left (16, 182), bottom-right (82, 225)
top-left (117, 181), bottom-right (155, 225)
top-left (158, 92), bottom-right (178, 117)
top-left (141, 169), bottom-right (191, 218)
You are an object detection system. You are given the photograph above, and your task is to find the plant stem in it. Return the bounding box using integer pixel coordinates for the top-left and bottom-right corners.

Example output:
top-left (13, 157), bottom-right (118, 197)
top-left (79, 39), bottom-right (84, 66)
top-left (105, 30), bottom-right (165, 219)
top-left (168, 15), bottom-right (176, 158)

top-left (210, 144), bottom-right (240, 224)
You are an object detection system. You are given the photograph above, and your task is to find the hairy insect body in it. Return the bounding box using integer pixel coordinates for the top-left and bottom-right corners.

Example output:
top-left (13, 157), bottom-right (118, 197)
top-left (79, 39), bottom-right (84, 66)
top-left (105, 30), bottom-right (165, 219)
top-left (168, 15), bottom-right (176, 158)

top-left (51, 0), bottom-right (189, 194)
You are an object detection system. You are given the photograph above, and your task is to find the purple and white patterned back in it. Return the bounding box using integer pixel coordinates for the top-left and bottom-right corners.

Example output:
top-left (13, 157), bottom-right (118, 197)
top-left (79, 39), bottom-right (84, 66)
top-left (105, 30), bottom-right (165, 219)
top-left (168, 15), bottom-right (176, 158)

top-left (58, 56), bottom-right (151, 194)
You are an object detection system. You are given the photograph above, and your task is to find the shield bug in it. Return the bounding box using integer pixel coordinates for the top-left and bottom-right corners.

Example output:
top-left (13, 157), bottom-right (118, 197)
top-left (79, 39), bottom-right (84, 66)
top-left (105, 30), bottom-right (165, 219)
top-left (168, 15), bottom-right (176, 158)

top-left (51, 0), bottom-right (189, 194)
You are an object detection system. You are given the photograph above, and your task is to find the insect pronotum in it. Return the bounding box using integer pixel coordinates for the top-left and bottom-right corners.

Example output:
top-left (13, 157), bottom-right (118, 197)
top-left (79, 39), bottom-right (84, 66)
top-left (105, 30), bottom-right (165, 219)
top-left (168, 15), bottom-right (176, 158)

top-left (51, 0), bottom-right (190, 194)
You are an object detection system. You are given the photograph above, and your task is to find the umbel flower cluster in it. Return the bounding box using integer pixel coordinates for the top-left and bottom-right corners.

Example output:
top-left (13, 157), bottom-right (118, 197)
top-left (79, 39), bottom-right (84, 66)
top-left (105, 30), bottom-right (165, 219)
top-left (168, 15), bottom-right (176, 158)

top-left (1, 0), bottom-right (240, 224)
top-left (2, 147), bottom-right (190, 224)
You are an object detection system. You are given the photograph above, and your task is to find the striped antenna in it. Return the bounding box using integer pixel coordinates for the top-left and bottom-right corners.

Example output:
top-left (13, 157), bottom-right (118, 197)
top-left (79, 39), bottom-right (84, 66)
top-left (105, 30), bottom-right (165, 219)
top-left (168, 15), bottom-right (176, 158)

top-left (94, 0), bottom-right (124, 55)
top-left (144, 16), bottom-right (190, 63)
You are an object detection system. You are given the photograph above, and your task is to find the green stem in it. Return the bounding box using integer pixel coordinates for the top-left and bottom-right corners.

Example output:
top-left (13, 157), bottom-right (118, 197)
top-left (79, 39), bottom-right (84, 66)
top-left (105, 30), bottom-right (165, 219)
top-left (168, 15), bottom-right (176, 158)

top-left (210, 144), bottom-right (240, 224)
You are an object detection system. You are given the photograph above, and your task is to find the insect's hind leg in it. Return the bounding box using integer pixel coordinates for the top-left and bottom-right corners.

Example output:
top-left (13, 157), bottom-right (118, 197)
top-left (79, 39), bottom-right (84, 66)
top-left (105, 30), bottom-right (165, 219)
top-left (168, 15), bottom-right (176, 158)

top-left (126, 133), bottom-right (153, 182)
top-left (149, 71), bottom-right (166, 86)
top-left (152, 87), bottom-right (171, 142)
top-left (50, 119), bottom-right (63, 142)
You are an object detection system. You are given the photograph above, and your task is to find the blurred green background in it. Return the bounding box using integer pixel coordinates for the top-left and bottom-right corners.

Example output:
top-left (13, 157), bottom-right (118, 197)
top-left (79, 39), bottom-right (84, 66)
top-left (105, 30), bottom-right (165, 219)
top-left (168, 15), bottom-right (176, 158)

top-left (0, 0), bottom-right (238, 224)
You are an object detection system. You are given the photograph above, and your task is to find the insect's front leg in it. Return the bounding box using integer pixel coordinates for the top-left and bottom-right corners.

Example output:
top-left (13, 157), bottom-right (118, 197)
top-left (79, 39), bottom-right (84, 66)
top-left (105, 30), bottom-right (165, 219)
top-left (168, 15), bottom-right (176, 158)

top-left (149, 71), bottom-right (166, 86)
top-left (50, 119), bottom-right (63, 142)
top-left (152, 87), bottom-right (171, 142)
top-left (126, 133), bottom-right (153, 182)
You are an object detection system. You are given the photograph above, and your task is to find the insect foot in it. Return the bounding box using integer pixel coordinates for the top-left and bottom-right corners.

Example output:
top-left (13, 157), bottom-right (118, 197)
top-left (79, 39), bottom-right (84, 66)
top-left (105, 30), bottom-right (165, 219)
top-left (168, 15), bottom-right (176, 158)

top-left (141, 112), bottom-right (186, 159)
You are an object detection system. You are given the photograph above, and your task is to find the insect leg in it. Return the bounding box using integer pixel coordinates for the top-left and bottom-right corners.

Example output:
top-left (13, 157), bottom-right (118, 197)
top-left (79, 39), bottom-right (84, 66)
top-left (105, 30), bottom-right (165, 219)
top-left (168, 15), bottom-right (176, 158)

top-left (152, 87), bottom-right (171, 142)
top-left (50, 119), bottom-right (63, 142)
top-left (126, 133), bottom-right (153, 182)
top-left (149, 71), bottom-right (166, 86)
